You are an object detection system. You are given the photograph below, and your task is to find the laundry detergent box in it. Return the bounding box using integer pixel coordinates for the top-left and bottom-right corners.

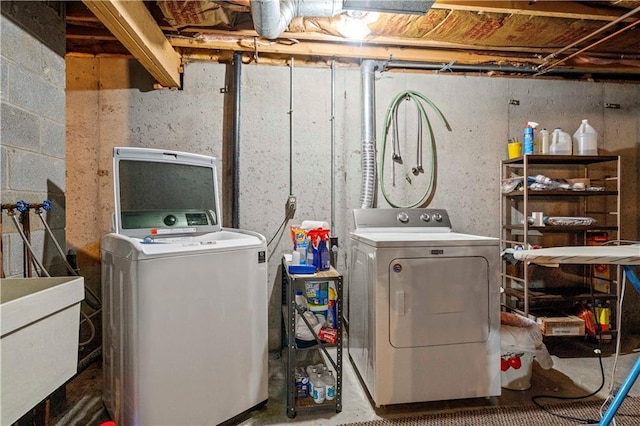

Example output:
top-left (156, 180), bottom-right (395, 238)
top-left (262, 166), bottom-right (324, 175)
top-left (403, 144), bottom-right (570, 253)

top-left (587, 232), bottom-right (611, 293)
top-left (305, 281), bottom-right (328, 323)
top-left (291, 225), bottom-right (309, 265)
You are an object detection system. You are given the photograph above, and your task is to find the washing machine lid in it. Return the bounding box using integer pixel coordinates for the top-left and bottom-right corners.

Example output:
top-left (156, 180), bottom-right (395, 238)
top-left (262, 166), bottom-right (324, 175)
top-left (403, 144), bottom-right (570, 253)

top-left (112, 147), bottom-right (222, 238)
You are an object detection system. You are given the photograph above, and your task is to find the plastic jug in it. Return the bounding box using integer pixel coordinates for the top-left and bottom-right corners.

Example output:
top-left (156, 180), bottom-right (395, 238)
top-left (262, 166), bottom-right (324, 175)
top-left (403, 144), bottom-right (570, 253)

top-left (538, 129), bottom-right (550, 154)
top-left (572, 119), bottom-right (598, 156)
top-left (550, 128), bottom-right (572, 155)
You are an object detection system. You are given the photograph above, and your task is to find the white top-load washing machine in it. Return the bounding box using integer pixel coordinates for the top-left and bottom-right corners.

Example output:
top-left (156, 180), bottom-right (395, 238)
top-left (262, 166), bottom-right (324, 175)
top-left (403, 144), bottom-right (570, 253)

top-left (101, 148), bottom-right (268, 426)
top-left (348, 208), bottom-right (501, 406)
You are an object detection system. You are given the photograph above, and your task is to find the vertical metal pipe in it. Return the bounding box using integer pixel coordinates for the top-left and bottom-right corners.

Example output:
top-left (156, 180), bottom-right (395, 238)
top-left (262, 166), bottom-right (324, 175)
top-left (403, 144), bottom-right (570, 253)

top-left (289, 57), bottom-right (294, 195)
top-left (21, 211), bottom-right (32, 277)
top-left (330, 59), bottom-right (336, 231)
top-left (330, 60), bottom-right (339, 268)
top-left (232, 52), bottom-right (242, 228)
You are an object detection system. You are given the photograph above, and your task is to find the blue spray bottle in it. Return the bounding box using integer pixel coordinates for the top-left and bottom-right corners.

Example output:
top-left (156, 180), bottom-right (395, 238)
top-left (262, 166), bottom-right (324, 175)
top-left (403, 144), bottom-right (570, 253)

top-left (523, 121), bottom-right (539, 155)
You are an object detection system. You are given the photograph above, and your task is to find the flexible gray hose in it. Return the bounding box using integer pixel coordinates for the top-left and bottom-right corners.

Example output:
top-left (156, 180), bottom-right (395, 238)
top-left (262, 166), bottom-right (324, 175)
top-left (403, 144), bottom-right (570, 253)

top-left (36, 209), bottom-right (78, 276)
top-left (36, 209), bottom-right (102, 309)
top-left (79, 309), bottom-right (96, 347)
top-left (9, 208), bottom-right (98, 349)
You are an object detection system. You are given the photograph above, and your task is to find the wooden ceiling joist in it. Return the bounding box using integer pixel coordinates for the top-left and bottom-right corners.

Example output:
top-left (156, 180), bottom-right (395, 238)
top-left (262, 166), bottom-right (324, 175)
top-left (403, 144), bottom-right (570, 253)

top-left (432, 0), bottom-right (637, 21)
top-left (81, 0), bottom-right (182, 88)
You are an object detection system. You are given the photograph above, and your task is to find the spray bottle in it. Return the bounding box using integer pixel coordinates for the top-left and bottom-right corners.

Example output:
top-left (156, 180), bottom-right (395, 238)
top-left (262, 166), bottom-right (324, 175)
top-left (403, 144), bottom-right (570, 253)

top-left (316, 229), bottom-right (331, 271)
top-left (307, 228), bottom-right (331, 271)
top-left (523, 121), bottom-right (539, 155)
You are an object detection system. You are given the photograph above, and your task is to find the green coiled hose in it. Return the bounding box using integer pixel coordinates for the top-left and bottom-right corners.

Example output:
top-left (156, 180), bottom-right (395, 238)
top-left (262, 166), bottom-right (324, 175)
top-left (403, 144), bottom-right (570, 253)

top-left (380, 90), bottom-right (451, 208)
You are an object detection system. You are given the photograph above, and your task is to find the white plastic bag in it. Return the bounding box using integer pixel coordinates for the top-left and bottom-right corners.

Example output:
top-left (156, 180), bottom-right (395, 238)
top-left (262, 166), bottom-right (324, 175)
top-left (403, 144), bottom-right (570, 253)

top-left (296, 310), bottom-right (324, 341)
top-left (501, 312), bottom-right (553, 369)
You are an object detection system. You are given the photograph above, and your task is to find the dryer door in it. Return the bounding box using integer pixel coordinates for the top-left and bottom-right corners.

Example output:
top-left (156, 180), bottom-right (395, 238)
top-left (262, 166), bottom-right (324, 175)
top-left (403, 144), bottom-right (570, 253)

top-left (389, 256), bottom-right (489, 348)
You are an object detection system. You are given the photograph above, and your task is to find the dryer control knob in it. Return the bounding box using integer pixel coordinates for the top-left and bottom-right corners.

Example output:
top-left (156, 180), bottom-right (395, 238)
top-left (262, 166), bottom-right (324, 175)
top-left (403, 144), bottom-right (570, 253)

top-left (163, 214), bottom-right (177, 226)
top-left (397, 212), bottom-right (409, 223)
top-left (420, 213), bottom-right (431, 222)
top-left (433, 213), bottom-right (443, 222)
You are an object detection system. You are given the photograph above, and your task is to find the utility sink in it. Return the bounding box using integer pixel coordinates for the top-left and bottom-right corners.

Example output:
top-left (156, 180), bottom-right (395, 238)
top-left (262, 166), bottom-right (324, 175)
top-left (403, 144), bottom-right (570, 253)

top-left (0, 277), bottom-right (84, 425)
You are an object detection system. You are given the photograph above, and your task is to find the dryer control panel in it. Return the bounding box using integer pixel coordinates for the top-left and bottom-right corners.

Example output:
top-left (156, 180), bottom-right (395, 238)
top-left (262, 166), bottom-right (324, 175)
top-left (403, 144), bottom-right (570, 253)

top-left (353, 208), bottom-right (452, 231)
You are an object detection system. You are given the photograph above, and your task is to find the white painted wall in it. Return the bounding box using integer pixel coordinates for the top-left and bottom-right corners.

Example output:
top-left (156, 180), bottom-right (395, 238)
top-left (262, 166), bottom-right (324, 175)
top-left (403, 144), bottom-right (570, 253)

top-left (65, 58), bottom-right (640, 348)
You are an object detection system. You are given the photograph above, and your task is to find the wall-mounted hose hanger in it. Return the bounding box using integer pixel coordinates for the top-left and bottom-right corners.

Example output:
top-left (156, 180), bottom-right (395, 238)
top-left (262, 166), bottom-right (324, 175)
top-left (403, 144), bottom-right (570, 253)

top-left (379, 90), bottom-right (451, 208)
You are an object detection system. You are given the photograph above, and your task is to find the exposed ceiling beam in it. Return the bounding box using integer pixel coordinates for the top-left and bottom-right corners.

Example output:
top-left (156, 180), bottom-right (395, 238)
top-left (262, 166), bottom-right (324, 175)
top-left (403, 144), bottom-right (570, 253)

top-left (432, 0), bottom-right (636, 21)
top-left (172, 35), bottom-right (640, 76)
top-left (172, 35), bottom-right (539, 66)
top-left (81, 0), bottom-right (182, 88)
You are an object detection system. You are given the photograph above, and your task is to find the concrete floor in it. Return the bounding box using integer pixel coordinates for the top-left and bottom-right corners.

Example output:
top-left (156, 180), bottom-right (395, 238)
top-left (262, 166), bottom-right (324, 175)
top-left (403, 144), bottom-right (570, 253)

top-left (51, 333), bottom-right (640, 426)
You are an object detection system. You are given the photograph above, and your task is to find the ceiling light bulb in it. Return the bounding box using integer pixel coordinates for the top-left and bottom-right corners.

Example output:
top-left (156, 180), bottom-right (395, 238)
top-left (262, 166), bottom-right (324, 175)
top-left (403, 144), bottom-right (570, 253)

top-left (340, 16), bottom-right (371, 40)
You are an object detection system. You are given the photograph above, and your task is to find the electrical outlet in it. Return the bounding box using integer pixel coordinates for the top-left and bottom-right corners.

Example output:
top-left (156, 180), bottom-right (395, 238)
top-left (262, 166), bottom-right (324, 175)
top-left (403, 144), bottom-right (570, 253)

top-left (285, 195), bottom-right (297, 218)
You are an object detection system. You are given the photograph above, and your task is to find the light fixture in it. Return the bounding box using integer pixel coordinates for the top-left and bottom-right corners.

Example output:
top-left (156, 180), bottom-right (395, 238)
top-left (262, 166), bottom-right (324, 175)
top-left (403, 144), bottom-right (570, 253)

top-left (339, 11), bottom-right (379, 40)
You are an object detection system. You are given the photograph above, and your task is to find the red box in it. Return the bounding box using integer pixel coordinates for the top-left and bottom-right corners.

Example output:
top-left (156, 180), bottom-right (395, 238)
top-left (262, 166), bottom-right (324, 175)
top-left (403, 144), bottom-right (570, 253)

top-left (319, 327), bottom-right (338, 344)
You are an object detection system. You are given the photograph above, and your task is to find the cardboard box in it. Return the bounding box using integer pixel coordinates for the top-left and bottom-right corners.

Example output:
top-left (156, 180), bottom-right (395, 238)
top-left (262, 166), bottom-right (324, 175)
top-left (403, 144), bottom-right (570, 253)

top-left (587, 232), bottom-right (610, 293)
top-left (536, 314), bottom-right (585, 336)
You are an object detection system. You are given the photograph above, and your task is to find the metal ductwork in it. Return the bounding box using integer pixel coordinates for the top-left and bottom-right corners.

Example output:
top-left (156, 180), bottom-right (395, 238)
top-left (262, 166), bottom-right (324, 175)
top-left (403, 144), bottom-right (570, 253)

top-left (359, 60), bottom-right (383, 209)
top-left (250, 0), bottom-right (344, 39)
top-left (343, 0), bottom-right (434, 15)
top-left (250, 0), bottom-right (434, 39)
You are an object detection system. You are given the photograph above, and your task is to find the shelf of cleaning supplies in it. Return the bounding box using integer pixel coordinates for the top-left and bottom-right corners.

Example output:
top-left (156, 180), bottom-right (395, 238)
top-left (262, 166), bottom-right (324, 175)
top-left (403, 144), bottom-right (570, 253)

top-left (281, 305), bottom-right (340, 350)
top-left (504, 190), bottom-right (618, 198)
top-left (503, 155), bottom-right (619, 165)
top-left (500, 155), bottom-right (620, 342)
top-left (281, 258), bottom-right (343, 419)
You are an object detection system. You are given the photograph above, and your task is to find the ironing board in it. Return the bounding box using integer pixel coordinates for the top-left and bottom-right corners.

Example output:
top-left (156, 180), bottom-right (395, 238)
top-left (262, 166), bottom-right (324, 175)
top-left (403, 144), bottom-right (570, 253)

top-left (514, 244), bottom-right (640, 426)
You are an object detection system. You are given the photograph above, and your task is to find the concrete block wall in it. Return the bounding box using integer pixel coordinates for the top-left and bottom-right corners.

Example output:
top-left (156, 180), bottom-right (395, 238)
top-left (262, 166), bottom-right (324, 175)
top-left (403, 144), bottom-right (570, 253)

top-left (1, 1), bottom-right (66, 277)
top-left (66, 57), bottom-right (640, 347)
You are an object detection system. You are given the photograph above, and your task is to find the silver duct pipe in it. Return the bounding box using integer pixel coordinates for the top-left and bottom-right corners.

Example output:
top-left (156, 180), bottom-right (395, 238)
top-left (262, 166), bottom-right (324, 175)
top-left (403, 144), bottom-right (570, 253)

top-left (251, 0), bottom-right (344, 39)
top-left (359, 60), bottom-right (383, 209)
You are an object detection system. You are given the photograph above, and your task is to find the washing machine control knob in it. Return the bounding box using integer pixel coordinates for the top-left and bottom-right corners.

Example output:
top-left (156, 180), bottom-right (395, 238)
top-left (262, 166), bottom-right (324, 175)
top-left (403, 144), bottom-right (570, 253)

top-left (397, 212), bottom-right (409, 223)
top-left (433, 213), bottom-right (443, 222)
top-left (163, 214), bottom-right (177, 226)
top-left (420, 213), bottom-right (431, 222)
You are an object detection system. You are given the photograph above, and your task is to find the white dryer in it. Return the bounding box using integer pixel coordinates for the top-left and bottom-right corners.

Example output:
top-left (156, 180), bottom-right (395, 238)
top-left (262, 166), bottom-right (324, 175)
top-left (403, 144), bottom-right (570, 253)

top-left (101, 148), bottom-right (268, 426)
top-left (348, 208), bottom-right (501, 406)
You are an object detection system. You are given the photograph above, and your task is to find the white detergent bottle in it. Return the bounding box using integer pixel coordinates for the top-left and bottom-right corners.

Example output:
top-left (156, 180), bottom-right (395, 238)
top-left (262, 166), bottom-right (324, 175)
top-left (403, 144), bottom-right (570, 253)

top-left (311, 372), bottom-right (326, 403)
top-left (550, 128), bottom-right (572, 155)
top-left (572, 119), bottom-right (598, 155)
top-left (324, 370), bottom-right (336, 401)
top-left (539, 128), bottom-right (550, 154)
